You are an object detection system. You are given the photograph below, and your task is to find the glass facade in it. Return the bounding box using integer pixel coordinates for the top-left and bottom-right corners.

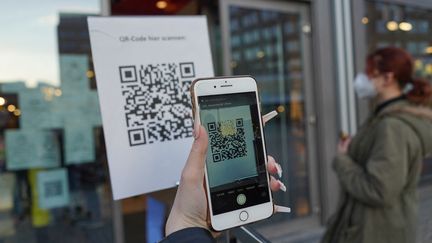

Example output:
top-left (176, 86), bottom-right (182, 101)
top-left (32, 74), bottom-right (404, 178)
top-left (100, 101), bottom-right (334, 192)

top-left (227, 5), bottom-right (312, 222)
top-left (1, 0), bottom-right (431, 242)
top-left (0, 1), bottom-right (316, 240)
top-left (0, 1), bottom-right (116, 243)
top-left (364, 0), bottom-right (432, 183)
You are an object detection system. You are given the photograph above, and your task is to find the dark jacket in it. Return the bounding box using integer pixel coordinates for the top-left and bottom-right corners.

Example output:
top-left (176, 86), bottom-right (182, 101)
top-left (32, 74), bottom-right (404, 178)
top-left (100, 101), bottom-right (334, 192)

top-left (322, 100), bottom-right (432, 243)
top-left (161, 227), bottom-right (214, 243)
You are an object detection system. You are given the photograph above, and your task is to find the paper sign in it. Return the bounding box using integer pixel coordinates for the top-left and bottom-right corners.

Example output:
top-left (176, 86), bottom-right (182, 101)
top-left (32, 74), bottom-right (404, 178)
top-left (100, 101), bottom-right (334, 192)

top-left (19, 86), bottom-right (60, 129)
top-left (57, 90), bottom-right (101, 127)
top-left (88, 16), bottom-right (214, 199)
top-left (60, 55), bottom-right (90, 93)
top-left (64, 124), bottom-right (95, 164)
top-left (0, 173), bottom-right (15, 211)
top-left (2, 56), bottom-right (102, 167)
top-left (5, 129), bottom-right (61, 170)
top-left (37, 168), bottom-right (70, 209)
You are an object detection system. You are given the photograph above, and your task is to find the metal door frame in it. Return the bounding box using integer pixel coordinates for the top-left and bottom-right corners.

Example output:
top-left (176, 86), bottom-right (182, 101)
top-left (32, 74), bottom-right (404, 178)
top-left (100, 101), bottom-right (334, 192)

top-left (220, 0), bottom-right (321, 237)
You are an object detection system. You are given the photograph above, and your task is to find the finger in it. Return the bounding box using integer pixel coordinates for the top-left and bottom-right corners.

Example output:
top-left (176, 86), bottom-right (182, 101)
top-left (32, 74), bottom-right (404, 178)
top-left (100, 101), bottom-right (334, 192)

top-left (262, 110), bottom-right (278, 126)
top-left (342, 138), bottom-right (351, 149)
top-left (267, 156), bottom-right (282, 178)
top-left (270, 176), bottom-right (286, 192)
top-left (270, 176), bottom-right (280, 191)
top-left (181, 125), bottom-right (209, 183)
top-left (267, 156), bottom-right (277, 174)
top-left (338, 140), bottom-right (346, 151)
top-left (274, 205), bottom-right (291, 214)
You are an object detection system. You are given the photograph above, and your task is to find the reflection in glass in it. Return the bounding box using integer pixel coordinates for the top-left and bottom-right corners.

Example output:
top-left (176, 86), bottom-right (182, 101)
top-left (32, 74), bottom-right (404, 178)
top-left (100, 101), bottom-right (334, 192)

top-left (0, 1), bottom-right (116, 242)
top-left (365, 1), bottom-right (432, 183)
top-left (228, 6), bottom-right (311, 222)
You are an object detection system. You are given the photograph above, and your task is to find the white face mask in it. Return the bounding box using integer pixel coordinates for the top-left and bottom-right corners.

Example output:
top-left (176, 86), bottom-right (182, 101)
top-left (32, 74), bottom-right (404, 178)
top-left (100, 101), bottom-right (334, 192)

top-left (354, 73), bottom-right (377, 99)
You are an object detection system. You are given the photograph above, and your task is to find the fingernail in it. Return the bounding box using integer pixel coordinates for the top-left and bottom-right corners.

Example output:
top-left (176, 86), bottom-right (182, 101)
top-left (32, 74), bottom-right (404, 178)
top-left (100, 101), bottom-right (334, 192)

top-left (278, 180), bottom-right (287, 192)
top-left (193, 125), bottom-right (200, 140)
top-left (193, 114), bottom-right (200, 140)
top-left (276, 163), bottom-right (282, 178)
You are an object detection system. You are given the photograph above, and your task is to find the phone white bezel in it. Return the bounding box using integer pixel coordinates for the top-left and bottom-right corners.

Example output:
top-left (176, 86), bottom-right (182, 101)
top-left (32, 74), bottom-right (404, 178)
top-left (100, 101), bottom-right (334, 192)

top-left (192, 76), bottom-right (273, 231)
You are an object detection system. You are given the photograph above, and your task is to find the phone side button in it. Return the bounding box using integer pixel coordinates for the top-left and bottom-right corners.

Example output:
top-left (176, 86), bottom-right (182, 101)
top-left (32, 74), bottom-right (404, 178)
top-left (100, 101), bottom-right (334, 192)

top-left (239, 211), bottom-right (249, 222)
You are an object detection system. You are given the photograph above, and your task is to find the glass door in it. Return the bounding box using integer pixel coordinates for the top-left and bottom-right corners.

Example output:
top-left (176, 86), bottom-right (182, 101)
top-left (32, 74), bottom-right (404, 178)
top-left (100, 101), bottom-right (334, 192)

top-left (220, 0), bottom-right (320, 233)
top-left (364, 0), bottom-right (432, 185)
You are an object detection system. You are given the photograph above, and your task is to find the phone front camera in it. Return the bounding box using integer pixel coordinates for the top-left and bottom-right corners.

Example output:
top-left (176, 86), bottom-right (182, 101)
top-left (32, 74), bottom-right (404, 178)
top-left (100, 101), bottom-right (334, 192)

top-left (214, 86), bottom-right (216, 88)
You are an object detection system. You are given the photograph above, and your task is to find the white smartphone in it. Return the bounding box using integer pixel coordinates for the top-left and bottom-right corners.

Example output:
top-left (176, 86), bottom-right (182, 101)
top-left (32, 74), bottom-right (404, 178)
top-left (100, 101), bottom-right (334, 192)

top-left (191, 76), bottom-right (273, 231)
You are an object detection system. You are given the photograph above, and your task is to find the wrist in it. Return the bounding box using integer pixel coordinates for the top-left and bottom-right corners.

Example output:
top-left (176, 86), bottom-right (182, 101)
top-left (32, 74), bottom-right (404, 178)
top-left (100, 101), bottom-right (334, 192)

top-left (165, 213), bottom-right (208, 237)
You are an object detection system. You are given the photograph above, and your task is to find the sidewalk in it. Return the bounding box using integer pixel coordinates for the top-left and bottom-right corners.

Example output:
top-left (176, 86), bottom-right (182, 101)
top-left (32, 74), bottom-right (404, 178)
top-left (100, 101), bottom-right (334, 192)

top-left (269, 184), bottom-right (432, 243)
top-left (418, 184), bottom-right (432, 243)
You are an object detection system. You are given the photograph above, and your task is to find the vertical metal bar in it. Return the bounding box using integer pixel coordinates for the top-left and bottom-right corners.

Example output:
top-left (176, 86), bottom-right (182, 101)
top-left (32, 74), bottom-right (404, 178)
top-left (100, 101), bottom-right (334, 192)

top-left (225, 230), bottom-right (231, 243)
top-left (100, 0), bottom-right (111, 16)
top-left (220, 0), bottom-right (233, 76)
top-left (232, 226), bottom-right (271, 243)
top-left (334, 0), bottom-right (350, 134)
top-left (99, 2), bottom-right (122, 242)
top-left (299, 5), bottom-right (321, 217)
top-left (312, 0), bottom-right (341, 222)
top-left (343, 0), bottom-right (357, 134)
top-left (334, 0), bottom-right (357, 135)
top-left (112, 200), bottom-right (125, 243)
top-left (276, 24), bottom-right (289, 195)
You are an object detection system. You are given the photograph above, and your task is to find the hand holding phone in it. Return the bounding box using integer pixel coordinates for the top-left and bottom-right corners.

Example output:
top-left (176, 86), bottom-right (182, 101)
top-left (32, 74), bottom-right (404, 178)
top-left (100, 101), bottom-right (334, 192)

top-left (191, 76), bottom-right (273, 231)
top-left (165, 125), bottom-right (284, 237)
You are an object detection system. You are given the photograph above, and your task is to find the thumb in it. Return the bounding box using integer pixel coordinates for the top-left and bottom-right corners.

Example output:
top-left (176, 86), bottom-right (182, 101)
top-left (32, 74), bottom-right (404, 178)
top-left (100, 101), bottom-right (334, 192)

top-left (182, 125), bottom-right (209, 182)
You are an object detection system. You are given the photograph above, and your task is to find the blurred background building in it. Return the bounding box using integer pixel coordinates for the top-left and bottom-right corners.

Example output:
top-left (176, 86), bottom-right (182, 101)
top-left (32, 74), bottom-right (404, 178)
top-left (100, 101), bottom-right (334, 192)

top-left (0, 0), bottom-right (431, 242)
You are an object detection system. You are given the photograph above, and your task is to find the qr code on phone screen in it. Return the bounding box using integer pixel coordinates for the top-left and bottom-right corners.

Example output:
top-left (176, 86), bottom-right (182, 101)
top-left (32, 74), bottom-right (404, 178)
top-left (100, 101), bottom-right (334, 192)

top-left (208, 118), bottom-right (247, 162)
top-left (119, 62), bottom-right (195, 146)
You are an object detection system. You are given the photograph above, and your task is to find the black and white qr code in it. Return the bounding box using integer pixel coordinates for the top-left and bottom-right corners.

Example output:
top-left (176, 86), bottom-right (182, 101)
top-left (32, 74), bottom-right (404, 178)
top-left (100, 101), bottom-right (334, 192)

top-left (119, 62), bottom-right (195, 146)
top-left (44, 181), bottom-right (63, 198)
top-left (208, 118), bottom-right (247, 162)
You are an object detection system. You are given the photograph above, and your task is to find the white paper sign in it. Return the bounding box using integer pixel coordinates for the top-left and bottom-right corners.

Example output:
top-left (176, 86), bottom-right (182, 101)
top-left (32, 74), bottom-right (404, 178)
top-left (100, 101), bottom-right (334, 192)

top-left (37, 168), bottom-right (70, 209)
top-left (64, 124), bottom-right (95, 164)
top-left (5, 129), bottom-right (61, 170)
top-left (88, 16), bottom-right (214, 199)
top-left (60, 55), bottom-right (90, 93)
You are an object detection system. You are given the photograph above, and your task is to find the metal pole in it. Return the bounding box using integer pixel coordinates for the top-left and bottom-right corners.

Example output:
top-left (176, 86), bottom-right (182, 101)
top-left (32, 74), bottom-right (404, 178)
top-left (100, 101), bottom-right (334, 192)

top-left (343, 0), bottom-right (357, 134)
top-left (232, 226), bottom-right (271, 243)
top-left (112, 200), bottom-right (125, 243)
top-left (333, 0), bottom-right (357, 135)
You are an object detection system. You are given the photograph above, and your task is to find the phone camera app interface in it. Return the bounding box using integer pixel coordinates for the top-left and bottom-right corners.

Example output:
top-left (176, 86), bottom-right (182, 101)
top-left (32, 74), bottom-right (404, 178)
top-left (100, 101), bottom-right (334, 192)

top-left (199, 92), bottom-right (270, 215)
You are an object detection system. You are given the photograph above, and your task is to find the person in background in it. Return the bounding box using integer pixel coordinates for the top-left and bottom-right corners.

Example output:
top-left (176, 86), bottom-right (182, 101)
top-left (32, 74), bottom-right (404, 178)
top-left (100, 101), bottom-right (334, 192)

top-left (322, 47), bottom-right (432, 243)
top-left (161, 125), bottom-right (284, 243)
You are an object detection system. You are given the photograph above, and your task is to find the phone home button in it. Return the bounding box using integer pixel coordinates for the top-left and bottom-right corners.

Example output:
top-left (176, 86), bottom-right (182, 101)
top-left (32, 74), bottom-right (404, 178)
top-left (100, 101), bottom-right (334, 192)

top-left (239, 211), bottom-right (249, 222)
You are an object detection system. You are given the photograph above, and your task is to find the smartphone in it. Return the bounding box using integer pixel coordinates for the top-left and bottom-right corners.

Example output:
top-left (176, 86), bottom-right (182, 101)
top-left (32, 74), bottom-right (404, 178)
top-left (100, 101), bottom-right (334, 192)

top-left (191, 76), bottom-right (273, 231)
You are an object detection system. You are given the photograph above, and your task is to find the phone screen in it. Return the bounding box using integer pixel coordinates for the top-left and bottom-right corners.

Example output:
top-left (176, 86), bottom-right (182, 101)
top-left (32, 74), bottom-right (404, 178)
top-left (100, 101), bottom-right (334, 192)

top-left (198, 91), bottom-right (270, 215)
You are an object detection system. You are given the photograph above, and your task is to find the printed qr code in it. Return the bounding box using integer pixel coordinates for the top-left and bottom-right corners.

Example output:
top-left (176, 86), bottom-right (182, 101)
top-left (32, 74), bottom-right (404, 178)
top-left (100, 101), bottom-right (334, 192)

top-left (208, 118), bottom-right (247, 162)
top-left (44, 181), bottom-right (62, 198)
top-left (119, 62), bottom-right (195, 146)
